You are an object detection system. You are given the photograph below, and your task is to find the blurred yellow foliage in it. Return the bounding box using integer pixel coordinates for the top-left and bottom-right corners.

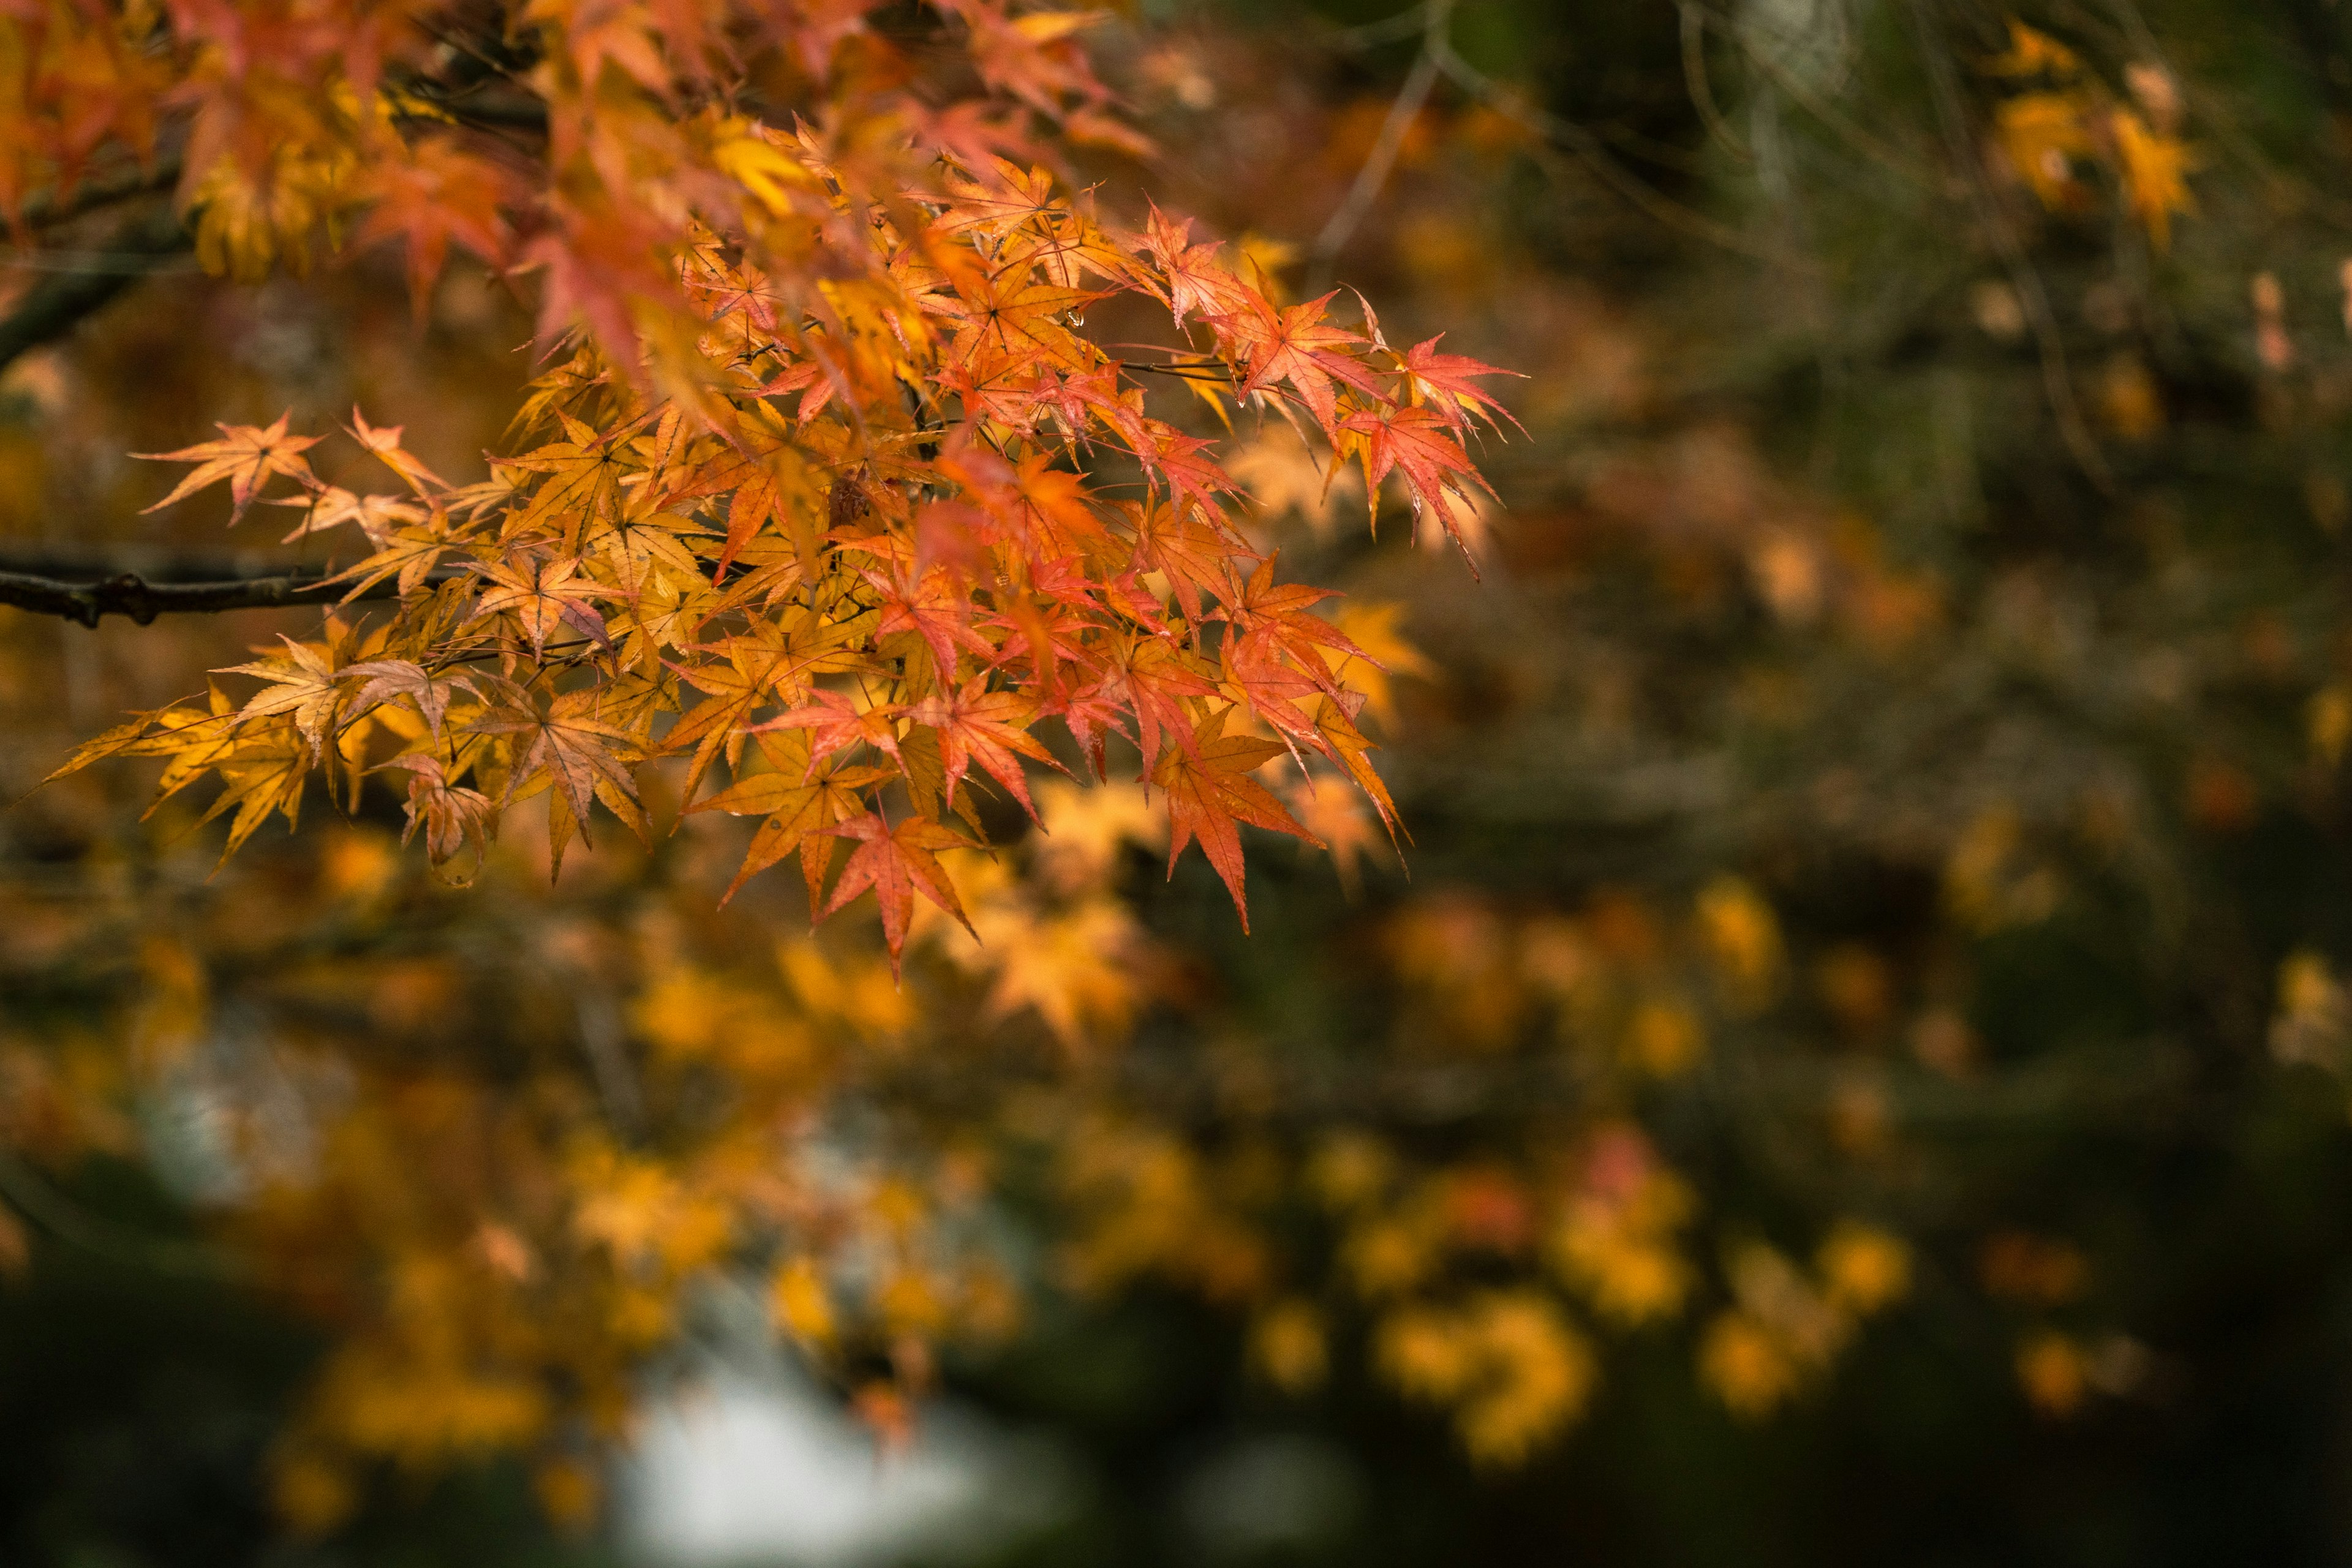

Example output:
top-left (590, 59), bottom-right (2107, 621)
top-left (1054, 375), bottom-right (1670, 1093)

top-left (1251, 1298), bottom-right (1330, 1393)
top-left (1817, 1223), bottom-right (1912, 1316)
top-left (1379, 1292), bottom-right (1595, 1464)
top-left (2016, 1330), bottom-right (2089, 1416)
top-left (1700, 1313), bottom-right (1800, 1418)
top-left (1988, 24), bottom-right (2196, 250)
top-left (1696, 875), bottom-right (1784, 1008)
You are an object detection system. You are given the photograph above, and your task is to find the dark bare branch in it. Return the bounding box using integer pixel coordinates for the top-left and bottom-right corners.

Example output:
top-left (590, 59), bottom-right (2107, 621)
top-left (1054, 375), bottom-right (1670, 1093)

top-left (0, 559), bottom-right (456, 627)
top-left (0, 203), bottom-right (190, 372)
top-left (15, 151), bottom-right (185, 230)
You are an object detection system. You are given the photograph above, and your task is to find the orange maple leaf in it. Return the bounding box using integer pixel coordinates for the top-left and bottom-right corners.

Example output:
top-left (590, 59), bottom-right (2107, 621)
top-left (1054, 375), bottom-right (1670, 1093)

top-left (1340, 404), bottom-right (1498, 567)
top-left (1393, 336), bottom-right (1526, 436)
top-left (135, 412), bottom-right (323, 524)
top-left (1152, 706), bottom-right (1321, 930)
top-left (467, 556), bottom-right (617, 659)
top-left (821, 810), bottom-right (978, 971)
top-left (690, 732), bottom-right (894, 908)
top-left (1223, 292), bottom-right (1387, 437)
top-left (909, 676), bottom-right (1063, 820)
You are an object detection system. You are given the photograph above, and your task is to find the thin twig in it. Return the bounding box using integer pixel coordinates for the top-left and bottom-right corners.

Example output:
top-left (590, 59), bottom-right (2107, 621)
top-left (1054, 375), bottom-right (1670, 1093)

top-left (14, 151), bottom-right (185, 232)
top-left (1680, 1), bottom-right (1752, 164)
top-left (1310, 2), bottom-right (1451, 270)
top-left (1427, 39), bottom-right (1818, 274)
top-left (0, 1144), bottom-right (246, 1282)
top-left (1324, 0), bottom-right (1439, 52)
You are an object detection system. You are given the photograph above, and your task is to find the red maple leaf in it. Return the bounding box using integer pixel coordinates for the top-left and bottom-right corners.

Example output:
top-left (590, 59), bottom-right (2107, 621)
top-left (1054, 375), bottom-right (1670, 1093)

top-left (1394, 334), bottom-right (1526, 436)
top-left (821, 810), bottom-right (977, 973)
top-left (1221, 292), bottom-right (1388, 437)
top-left (1152, 706), bottom-right (1321, 932)
top-left (1139, 200), bottom-right (1255, 328)
top-left (353, 139), bottom-right (514, 310)
top-left (1339, 404), bottom-right (1499, 566)
top-left (908, 677), bottom-right (1063, 819)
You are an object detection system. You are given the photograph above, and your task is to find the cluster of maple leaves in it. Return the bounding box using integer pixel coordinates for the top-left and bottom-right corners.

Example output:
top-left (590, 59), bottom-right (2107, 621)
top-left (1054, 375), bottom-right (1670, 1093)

top-left (20, 0), bottom-right (1512, 960)
top-left (1985, 20), bottom-right (2194, 250)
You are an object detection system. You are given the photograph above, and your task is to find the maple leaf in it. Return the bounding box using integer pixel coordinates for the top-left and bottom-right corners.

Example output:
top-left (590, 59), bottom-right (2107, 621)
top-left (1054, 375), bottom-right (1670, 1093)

top-left (377, 752), bottom-right (496, 881)
top-left (2109, 109), bottom-right (2196, 251)
top-left (472, 688), bottom-right (645, 845)
top-left (216, 635), bottom-right (344, 760)
top-left (820, 810), bottom-right (978, 973)
top-left (135, 412), bottom-right (322, 524)
top-left (1222, 293), bottom-right (1387, 437)
top-left (342, 658), bottom-right (457, 741)
top-left (353, 138), bottom-right (513, 310)
top-left (689, 731), bottom-right (895, 907)
top-left (909, 677), bottom-right (1063, 819)
top-left (1038, 674), bottom-right (1129, 777)
top-left (720, 467), bottom-right (780, 578)
top-left (467, 556), bottom-right (617, 659)
top-left (663, 614), bottom-right (870, 801)
top-left (932, 264), bottom-right (1104, 379)
top-left (1132, 500), bottom-right (1241, 624)
top-left (1139, 200), bottom-right (1255, 326)
top-left (982, 581), bottom-right (1096, 694)
top-left (272, 486), bottom-right (428, 546)
top-left (999, 211), bottom-right (1141, 294)
top-left (862, 562), bottom-right (993, 678)
top-left (1036, 361), bottom-right (1151, 455)
top-left (1151, 705), bottom-right (1321, 931)
top-left (1393, 336), bottom-right (1526, 436)
top-left (1339, 404), bottom-right (1499, 567)
top-left (1988, 19), bottom-right (2082, 79)
top-left (194, 722), bottom-right (315, 870)
top-left (746, 687), bottom-right (906, 773)
top-left (1219, 633), bottom-right (1328, 756)
top-left (929, 159), bottom-right (1066, 244)
top-left (1102, 631), bottom-right (1219, 777)
top-left (1306, 693), bottom-right (1400, 838)
top-left (1133, 419), bottom-right (1243, 526)
top-left (1221, 554), bottom-right (1362, 681)
top-left (1996, 92), bottom-right (2096, 209)
top-left (495, 415), bottom-right (638, 551)
top-left (584, 505), bottom-right (706, 604)
top-left (322, 519), bottom-right (460, 601)
top-left (345, 407), bottom-right (451, 496)
top-left (992, 452), bottom-right (1113, 560)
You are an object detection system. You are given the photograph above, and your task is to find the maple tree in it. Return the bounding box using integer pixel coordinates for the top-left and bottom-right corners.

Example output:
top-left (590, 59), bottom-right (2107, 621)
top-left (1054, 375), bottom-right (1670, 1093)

top-left (12, 0), bottom-right (1508, 966)
top-left (6, 0), bottom-right (2352, 1556)
top-left (0, 0), bottom-right (1520, 1528)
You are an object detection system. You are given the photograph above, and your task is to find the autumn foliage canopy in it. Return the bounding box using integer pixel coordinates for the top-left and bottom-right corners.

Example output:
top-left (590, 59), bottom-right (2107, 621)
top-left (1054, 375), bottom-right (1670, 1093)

top-left (24, 0), bottom-right (1506, 958)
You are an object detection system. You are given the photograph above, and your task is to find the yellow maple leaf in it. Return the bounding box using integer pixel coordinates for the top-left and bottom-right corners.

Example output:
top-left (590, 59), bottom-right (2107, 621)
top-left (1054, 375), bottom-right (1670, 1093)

top-left (2110, 108), bottom-right (2196, 249)
top-left (1997, 91), bottom-right (2095, 209)
top-left (1988, 19), bottom-right (2082, 80)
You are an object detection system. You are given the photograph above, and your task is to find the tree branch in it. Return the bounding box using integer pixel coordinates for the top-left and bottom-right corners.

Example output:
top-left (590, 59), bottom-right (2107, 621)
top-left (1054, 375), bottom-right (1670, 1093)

top-left (0, 202), bottom-right (191, 372)
top-left (15, 151), bottom-right (185, 230)
top-left (0, 557), bottom-right (452, 627)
